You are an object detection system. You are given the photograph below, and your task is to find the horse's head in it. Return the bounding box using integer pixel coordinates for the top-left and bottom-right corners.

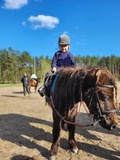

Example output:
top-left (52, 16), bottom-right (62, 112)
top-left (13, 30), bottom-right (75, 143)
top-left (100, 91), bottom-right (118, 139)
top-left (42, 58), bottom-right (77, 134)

top-left (83, 67), bottom-right (118, 130)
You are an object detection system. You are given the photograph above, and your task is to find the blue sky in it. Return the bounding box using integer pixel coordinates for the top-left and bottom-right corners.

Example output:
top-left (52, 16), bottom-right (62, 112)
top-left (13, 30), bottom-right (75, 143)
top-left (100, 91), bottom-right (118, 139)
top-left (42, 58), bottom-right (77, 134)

top-left (0, 0), bottom-right (120, 58)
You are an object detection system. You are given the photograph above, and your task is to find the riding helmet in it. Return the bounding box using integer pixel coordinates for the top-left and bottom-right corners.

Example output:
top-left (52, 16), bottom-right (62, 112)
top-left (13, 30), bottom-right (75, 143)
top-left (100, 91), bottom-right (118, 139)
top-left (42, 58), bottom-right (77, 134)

top-left (58, 34), bottom-right (70, 45)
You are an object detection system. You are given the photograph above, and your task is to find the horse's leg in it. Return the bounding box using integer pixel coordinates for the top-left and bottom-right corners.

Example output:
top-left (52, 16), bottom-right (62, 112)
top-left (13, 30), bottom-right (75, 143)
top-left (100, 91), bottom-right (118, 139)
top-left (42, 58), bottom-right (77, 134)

top-left (34, 86), bottom-right (36, 93)
top-left (49, 111), bottom-right (61, 160)
top-left (35, 83), bottom-right (38, 93)
top-left (67, 116), bottom-right (78, 154)
top-left (29, 86), bottom-right (31, 93)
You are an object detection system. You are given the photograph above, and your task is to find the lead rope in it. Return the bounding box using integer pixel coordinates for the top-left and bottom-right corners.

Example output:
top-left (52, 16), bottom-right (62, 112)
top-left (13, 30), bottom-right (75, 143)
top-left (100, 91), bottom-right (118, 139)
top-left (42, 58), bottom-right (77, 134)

top-left (50, 95), bottom-right (99, 127)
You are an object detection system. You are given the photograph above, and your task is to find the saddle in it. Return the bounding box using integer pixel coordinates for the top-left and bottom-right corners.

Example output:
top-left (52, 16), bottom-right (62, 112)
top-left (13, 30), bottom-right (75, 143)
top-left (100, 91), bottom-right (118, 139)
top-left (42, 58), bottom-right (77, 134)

top-left (31, 78), bottom-right (37, 82)
top-left (44, 72), bottom-right (57, 98)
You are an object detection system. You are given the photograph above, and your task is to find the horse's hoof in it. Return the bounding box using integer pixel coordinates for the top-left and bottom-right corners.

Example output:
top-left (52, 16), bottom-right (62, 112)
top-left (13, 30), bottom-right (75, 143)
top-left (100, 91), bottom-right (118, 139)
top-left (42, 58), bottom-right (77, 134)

top-left (72, 147), bottom-right (78, 154)
top-left (49, 155), bottom-right (56, 160)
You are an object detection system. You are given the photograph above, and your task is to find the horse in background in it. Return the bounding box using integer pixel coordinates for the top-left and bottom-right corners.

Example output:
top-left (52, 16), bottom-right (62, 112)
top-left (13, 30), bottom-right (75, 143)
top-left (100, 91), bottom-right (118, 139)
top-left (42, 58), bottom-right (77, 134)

top-left (45, 66), bottom-right (118, 160)
top-left (29, 78), bottom-right (40, 93)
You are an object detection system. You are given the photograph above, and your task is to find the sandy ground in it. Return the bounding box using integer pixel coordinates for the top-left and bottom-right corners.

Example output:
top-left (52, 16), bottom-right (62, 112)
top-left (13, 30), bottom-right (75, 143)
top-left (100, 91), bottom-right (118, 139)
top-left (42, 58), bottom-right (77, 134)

top-left (0, 83), bottom-right (120, 160)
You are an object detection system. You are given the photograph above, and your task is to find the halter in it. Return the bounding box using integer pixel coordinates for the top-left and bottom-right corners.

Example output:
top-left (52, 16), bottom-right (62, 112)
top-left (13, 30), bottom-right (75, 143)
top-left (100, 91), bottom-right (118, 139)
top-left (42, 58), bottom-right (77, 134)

top-left (96, 83), bottom-right (117, 113)
top-left (93, 68), bottom-right (117, 115)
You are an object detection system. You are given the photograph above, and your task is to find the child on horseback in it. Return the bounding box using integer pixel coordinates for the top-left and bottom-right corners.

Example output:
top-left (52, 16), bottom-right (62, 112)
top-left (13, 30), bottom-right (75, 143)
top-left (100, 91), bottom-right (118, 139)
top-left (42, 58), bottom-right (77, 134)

top-left (38, 34), bottom-right (75, 97)
top-left (31, 73), bottom-right (37, 81)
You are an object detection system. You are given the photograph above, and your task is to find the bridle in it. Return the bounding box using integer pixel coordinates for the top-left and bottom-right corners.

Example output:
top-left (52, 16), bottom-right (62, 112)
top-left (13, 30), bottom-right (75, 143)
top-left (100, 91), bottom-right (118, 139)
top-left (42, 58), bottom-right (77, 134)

top-left (87, 83), bottom-right (117, 123)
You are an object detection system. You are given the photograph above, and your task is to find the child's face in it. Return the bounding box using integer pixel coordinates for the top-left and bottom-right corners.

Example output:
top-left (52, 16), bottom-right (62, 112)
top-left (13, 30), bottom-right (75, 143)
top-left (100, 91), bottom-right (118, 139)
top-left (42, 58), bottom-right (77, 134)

top-left (59, 44), bottom-right (69, 52)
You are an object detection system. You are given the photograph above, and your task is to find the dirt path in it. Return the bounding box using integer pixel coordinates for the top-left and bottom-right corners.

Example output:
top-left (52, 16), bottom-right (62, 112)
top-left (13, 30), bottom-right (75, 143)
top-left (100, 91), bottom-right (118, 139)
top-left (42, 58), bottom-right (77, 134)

top-left (0, 84), bottom-right (120, 160)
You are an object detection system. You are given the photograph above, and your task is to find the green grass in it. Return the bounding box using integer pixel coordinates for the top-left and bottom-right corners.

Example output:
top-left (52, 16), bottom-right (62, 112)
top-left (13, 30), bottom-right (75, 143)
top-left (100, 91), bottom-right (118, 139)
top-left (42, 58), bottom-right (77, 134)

top-left (0, 83), bottom-right (43, 88)
top-left (0, 83), bottom-right (22, 88)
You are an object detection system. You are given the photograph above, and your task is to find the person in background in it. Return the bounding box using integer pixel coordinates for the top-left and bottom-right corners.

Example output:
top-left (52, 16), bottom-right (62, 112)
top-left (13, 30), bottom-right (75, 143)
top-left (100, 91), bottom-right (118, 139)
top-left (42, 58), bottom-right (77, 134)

top-left (31, 73), bottom-right (37, 81)
top-left (21, 72), bottom-right (30, 97)
top-left (38, 34), bottom-right (75, 97)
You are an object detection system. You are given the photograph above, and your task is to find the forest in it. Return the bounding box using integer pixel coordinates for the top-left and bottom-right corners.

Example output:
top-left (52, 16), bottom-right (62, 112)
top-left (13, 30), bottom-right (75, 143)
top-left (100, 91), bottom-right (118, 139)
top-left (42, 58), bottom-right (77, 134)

top-left (0, 47), bottom-right (120, 84)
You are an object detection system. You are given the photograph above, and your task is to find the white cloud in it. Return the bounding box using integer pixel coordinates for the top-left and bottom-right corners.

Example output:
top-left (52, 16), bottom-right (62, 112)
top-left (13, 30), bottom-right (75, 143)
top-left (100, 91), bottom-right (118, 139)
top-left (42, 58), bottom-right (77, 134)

top-left (22, 21), bottom-right (26, 27)
top-left (28, 15), bottom-right (59, 30)
top-left (3, 0), bottom-right (28, 9)
top-left (63, 31), bottom-right (69, 35)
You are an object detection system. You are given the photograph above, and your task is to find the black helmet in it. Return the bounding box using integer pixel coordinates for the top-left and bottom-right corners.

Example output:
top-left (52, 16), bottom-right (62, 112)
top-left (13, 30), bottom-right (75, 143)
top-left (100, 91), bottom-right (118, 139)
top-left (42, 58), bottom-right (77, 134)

top-left (58, 34), bottom-right (70, 45)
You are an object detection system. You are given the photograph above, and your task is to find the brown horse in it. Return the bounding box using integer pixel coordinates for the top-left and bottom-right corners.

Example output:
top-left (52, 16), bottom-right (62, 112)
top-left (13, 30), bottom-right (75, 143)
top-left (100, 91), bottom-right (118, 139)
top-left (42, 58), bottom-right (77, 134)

top-left (29, 78), bottom-right (40, 93)
top-left (45, 66), bottom-right (118, 160)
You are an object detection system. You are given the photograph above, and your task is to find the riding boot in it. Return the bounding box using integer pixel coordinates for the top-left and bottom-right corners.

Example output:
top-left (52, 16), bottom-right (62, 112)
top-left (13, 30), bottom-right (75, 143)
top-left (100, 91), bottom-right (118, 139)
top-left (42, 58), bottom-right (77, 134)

top-left (38, 86), bottom-right (45, 97)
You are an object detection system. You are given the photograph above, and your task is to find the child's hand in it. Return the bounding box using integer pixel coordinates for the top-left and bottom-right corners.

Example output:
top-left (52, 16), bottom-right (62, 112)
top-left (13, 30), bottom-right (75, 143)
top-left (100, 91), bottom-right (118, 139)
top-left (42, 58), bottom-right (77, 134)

top-left (52, 67), bottom-right (57, 73)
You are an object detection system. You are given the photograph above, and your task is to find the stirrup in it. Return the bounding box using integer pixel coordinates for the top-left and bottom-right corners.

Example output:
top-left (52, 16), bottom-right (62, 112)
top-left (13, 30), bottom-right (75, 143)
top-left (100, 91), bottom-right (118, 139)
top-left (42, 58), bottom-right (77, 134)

top-left (38, 89), bottom-right (44, 97)
top-left (38, 86), bottom-right (45, 97)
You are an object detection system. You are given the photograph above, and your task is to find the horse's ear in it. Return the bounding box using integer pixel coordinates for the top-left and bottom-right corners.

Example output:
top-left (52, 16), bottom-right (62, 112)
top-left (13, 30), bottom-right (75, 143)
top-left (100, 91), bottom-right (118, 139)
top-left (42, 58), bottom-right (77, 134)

top-left (95, 69), bottom-right (101, 83)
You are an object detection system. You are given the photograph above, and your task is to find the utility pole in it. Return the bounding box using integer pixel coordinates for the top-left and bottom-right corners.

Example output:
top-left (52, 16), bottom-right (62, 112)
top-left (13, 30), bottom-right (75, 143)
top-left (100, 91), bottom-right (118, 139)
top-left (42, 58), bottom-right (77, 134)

top-left (34, 57), bottom-right (36, 74)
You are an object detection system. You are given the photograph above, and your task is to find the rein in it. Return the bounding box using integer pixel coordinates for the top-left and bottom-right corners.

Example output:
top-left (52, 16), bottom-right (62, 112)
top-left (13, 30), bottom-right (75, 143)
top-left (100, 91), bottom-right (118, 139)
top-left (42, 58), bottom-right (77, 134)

top-left (49, 69), bottom-right (117, 127)
top-left (50, 95), bottom-right (97, 127)
top-left (50, 82), bottom-right (117, 127)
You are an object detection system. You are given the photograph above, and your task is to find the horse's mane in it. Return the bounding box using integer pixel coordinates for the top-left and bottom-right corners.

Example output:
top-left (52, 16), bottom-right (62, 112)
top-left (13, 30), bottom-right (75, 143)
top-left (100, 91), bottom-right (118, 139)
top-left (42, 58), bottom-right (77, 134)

top-left (54, 67), bottom-right (87, 108)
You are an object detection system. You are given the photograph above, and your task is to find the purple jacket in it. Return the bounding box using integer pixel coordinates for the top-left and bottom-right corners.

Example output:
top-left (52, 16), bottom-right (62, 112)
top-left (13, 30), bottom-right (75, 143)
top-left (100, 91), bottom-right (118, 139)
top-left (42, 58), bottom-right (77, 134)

top-left (51, 50), bottom-right (75, 70)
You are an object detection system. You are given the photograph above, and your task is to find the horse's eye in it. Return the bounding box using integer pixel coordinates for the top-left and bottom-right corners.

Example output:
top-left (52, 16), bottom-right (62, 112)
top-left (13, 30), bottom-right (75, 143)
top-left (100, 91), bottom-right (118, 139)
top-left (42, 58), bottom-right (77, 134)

top-left (99, 92), bottom-right (110, 101)
top-left (98, 92), bottom-right (106, 101)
